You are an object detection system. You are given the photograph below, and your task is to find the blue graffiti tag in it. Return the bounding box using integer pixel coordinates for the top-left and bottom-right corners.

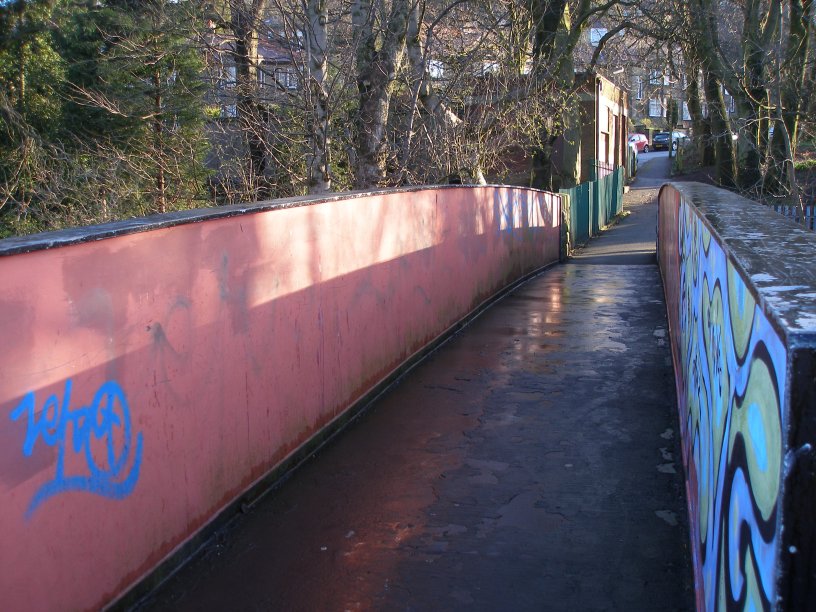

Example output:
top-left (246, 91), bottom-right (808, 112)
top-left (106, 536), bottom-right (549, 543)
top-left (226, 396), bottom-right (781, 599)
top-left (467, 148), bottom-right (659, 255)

top-left (9, 379), bottom-right (143, 519)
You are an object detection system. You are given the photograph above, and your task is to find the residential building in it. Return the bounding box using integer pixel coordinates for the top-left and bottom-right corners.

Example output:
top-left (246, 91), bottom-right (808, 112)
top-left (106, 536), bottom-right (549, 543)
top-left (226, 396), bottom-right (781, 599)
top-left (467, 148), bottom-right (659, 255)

top-left (551, 71), bottom-right (629, 186)
top-left (202, 30), bottom-right (300, 118)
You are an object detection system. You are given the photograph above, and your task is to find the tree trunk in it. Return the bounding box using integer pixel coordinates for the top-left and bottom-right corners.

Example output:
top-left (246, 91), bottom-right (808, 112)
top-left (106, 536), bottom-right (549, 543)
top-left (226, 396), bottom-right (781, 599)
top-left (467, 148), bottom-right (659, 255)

top-left (529, 0), bottom-right (568, 72)
top-left (685, 67), bottom-right (714, 166)
top-left (402, 0), bottom-right (427, 174)
top-left (703, 68), bottom-right (736, 188)
top-left (306, 0), bottom-right (330, 193)
top-left (231, 0), bottom-right (267, 200)
top-left (352, 0), bottom-right (410, 189)
top-left (780, 0), bottom-right (812, 155)
top-left (401, 0), bottom-right (463, 179)
top-left (737, 55), bottom-right (765, 190)
top-left (736, 0), bottom-right (777, 190)
top-left (16, 39), bottom-right (26, 112)
top-left (529, 0), bottom-right (574, 191)
top-left (765, 0), bottom-right (811, 193)
top-left (152, 71), bottom-right (166, 213)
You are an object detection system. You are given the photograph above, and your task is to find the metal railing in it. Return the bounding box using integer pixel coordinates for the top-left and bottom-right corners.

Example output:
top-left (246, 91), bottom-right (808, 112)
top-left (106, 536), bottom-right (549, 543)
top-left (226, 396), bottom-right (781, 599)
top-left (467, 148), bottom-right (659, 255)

top-left (560, 165), bottom-right (625, 248)
top-left (771, 204), bottom-right (816, 230)
top-left (589, 160), bottom-right (616, 181)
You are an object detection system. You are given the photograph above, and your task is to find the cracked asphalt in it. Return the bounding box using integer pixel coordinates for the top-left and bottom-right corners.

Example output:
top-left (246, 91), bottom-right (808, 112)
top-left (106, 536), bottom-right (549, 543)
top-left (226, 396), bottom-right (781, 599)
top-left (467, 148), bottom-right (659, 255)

top-left (137, 154), bottom-right (693, 611)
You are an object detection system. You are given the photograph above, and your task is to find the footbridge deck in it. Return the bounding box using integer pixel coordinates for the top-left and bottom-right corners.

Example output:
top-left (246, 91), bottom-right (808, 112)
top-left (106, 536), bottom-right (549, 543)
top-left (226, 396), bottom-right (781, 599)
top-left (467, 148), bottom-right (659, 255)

top-left (137, 158), bottom-right (694, 611)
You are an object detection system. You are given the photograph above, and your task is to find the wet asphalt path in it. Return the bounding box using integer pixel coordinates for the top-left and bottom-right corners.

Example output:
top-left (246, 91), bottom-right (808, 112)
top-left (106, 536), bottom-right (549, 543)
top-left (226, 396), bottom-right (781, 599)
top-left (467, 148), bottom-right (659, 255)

top-left (137, 153), bottom-right (693, 611)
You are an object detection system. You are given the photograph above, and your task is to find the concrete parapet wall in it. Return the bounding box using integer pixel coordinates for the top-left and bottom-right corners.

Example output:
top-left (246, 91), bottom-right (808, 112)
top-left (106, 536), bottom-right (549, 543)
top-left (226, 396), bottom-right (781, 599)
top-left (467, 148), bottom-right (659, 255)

top-left (658, 182), bottom-right (816, 611)
top-left (0, 186), bottom-right (561, 611)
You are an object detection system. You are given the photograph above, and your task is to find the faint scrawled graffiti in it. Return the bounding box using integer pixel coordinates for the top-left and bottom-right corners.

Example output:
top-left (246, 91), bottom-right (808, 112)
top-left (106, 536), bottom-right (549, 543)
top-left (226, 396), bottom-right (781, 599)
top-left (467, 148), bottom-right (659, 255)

top-left (9, 379), bottom-right (143, 519)
top-left (674, 201), bottom-right (786, 610)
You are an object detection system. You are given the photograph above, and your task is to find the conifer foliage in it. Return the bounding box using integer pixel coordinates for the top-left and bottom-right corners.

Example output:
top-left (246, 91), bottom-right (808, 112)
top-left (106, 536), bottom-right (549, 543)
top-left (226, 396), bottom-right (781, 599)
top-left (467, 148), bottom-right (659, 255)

top-left (0, 0), bottom-right (209, 235)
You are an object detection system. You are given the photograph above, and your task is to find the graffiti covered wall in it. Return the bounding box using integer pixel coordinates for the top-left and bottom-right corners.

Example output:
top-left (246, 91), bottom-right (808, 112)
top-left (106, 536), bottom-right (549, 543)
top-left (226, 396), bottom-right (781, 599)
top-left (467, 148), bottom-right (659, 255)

top-left (0, 186), bottom-right (560, 611)
top-left (658, 183), bottom-right (816, 611)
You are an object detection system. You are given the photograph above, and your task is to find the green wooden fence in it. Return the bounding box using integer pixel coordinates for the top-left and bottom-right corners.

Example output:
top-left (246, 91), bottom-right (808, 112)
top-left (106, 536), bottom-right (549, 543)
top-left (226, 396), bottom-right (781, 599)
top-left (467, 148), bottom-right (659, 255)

top-left (559, 166), bottom-right (624, 248)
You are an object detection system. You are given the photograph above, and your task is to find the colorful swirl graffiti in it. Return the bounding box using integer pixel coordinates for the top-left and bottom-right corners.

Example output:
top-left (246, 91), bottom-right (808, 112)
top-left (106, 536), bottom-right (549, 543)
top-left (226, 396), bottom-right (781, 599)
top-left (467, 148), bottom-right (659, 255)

top-left (674, 201), bottom-right (787, 611)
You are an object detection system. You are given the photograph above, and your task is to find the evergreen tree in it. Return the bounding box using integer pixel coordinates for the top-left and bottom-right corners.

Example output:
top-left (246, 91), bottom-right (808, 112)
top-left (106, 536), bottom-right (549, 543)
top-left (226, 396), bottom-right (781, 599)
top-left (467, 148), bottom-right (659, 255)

top-left (0, 0), bottom-right (65, 136)
top-left (65, 0), bottom-right (210, 213)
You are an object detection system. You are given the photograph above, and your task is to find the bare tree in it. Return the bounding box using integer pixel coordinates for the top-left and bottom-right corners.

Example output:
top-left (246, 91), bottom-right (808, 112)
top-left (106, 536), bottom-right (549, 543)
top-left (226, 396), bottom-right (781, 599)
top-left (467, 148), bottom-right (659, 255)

top-left (676, 0), bottom-right (813, 195)
top-left (350, 0), bottom-right (411, 188)
top-left (228, 0), bottom-right (270, 197)
top-left (305, 0), bottom-right (331, 192)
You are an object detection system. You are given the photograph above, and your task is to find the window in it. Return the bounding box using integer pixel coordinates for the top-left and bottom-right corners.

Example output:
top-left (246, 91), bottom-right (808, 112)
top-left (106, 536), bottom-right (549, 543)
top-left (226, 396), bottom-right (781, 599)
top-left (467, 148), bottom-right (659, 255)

top-left (720, 87), bottom-right (736, 114)
top-left (682, 101), bottom-right (691, 121)
top-left (589, 28), bottom-right (608, 47)
top-left (479, 61), bottom-right (499, 75)
top-left (649, 70), bottom-right (662, 85)
top-left (274, 67), bottom-right (298, 90)
top-left (648, 98), bottom-right (664, 117)
top-left (599, 105), bottom-right (609, 132)
top-left (221, 65), bottom-right (237, 90)
top-left (428, 60), bottom-right (444, 79)
top-left (634, 76), bottom-right (643, 100)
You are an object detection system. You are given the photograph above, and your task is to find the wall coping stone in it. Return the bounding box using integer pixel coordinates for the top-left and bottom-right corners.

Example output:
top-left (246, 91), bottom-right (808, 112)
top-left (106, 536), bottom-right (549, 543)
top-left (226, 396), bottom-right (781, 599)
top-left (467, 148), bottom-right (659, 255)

top-left (664, 181), bottom-right (816, 345)
top-left (0, 184), bottom-right (553, 257)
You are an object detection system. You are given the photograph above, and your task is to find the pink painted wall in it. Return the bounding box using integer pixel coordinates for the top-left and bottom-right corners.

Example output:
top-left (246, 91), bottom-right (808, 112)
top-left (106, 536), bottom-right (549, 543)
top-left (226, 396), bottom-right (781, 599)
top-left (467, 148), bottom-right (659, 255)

top-left (0, 186), bottom-right (560, 611)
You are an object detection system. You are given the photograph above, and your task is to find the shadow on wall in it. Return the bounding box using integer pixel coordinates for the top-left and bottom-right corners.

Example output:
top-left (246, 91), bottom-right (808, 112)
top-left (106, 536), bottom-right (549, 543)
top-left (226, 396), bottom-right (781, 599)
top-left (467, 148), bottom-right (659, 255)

top-left (0, 186), bottom-right (560, 611)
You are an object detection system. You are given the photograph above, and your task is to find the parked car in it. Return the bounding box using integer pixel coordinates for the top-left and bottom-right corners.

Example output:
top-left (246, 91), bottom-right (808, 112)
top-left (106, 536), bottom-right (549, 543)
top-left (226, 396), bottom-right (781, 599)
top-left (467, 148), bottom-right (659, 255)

top-left (652, 132), bottom-right (671, 151)
top-left (654, 131), bottom-right (689, 151)
top-left (628, 133), bottom-right (649, 153)
top-left (670, 131), bottom-right (689, 148)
